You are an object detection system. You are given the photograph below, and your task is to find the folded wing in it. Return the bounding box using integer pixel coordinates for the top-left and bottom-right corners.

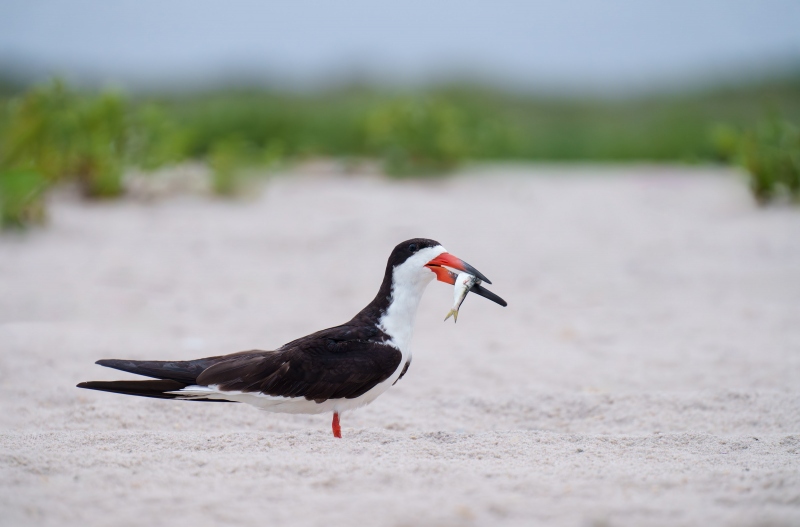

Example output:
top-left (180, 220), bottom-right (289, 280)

top-left (78, 335), bottom-right (403, 404)
top-left (197, 340), bottom-right (402, 402)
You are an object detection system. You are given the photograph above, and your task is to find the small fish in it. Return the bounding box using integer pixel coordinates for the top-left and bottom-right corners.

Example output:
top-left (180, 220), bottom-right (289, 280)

top-left (444, 272), bottom-right (481, 323)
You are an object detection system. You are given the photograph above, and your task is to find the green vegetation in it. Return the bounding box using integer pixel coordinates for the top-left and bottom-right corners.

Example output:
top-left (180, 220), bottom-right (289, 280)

top-left (712, 117), bottom-right (800, 204)
top-left (0, 169), bottom-right (47, 228)
top-left (0, 80), bottom-right (126, 227)
top-left (0, 80), bottom-right (128, 199)
top-left (365, 97), bottom-right (467, 175)
top-left (146, 79), bottom-right (800, 164)
top-left (1, 74), bottom-right (799, 228)
top-left (739, 118), bottom-right (799, 204)
top-left (209, 137), bottom-right (247, 196)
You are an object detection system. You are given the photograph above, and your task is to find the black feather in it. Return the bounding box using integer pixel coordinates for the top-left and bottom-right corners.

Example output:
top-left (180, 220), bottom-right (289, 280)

top-left (196, 331), bottom-right (402, 402)
top-left (76, 379), bottom-right (234, 402)
top-left (94, 357), bottom-right (223, 384)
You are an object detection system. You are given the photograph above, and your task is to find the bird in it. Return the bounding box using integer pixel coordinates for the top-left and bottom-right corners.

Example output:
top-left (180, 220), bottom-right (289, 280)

top-left (77, 238), bottom-right (507, 438)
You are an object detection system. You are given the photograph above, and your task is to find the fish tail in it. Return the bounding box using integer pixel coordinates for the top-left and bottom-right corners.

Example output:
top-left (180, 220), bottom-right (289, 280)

top-left (444, 309), bottom-right (458, 323)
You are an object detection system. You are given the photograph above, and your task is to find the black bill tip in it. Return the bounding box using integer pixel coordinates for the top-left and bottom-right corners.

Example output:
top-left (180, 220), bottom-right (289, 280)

top-left (471, 284), bottom-right (507, 307)
top-left (462, 261), bottom-right (492, 285)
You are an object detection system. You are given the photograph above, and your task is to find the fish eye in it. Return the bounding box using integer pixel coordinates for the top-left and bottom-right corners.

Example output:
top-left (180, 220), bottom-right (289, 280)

top-left (408, 243), bottom-right (418, 253)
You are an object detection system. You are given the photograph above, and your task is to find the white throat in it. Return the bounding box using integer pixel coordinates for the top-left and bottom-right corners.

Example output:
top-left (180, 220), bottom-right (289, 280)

top-left (378, 245), bottom-right (445, 353)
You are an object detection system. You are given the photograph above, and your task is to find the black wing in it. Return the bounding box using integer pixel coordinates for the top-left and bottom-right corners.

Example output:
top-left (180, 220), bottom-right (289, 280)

top-left (197, 335), bottom-right (402, 403)
top-left (78, 323), bottom-right (400, 404)
top-left (91, 357), bottom-right (224, 384)
top-left (76, 379), bottom-right (235, 402)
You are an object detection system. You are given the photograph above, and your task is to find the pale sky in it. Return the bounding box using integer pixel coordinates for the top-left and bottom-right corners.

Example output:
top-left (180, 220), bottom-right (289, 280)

top-left (2, 0), bottom-right (799, 93)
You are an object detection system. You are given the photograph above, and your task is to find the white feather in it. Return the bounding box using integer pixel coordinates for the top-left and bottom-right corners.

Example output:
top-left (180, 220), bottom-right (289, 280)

top-left (378, 245), bottom-right (445, 353)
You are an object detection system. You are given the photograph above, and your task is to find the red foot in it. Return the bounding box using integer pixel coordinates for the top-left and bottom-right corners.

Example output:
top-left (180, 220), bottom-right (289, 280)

top-left (332, 412), bottom-right (342, 438)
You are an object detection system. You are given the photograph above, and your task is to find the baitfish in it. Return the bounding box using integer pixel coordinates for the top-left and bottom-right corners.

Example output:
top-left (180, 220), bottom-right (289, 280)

top-left (444, 272), bottom-right (480, 323)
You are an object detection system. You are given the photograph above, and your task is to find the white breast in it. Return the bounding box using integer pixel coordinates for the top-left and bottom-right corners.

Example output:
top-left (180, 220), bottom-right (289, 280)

top-left (377, 245), bottom-right (443, 354)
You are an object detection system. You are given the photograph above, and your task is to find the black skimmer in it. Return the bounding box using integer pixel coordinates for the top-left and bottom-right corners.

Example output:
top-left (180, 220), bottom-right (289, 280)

top-left (77, 238), bottom-right (506, 438)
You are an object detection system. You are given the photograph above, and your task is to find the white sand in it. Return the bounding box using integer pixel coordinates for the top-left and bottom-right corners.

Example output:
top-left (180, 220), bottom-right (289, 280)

top-left (1, 165), bottom-right (798, 527)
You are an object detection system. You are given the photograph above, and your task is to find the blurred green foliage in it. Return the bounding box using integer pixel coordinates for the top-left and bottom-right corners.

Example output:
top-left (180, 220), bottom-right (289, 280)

top-left (209, 136), bottom-right (247, 196)
top-left (141, 77), bottom-right (800, 165)
top-left (365, 97), bottom-right (467, 175)
top-left (1, 74), bottom-right (800, 228)
top-left (739, 118), bottom-right (799, 204)
top-left (0, 80), bottom-right (128, 198)
top-left (0, 168), bottom-right (47, 228)
top-left (129, 102), bottom-right (192, 171)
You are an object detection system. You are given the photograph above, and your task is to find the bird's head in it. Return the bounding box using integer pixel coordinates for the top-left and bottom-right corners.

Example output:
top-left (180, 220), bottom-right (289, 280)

top-left (386, 238), bottom-right (506, 307)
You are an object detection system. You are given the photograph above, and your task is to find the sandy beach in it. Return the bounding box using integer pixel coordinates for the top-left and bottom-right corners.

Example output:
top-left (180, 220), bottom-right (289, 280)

top-left (1, 164), bottom-right (798, 526)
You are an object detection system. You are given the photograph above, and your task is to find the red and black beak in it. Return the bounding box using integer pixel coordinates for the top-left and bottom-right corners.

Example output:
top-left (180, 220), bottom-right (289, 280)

top-left (425, 253), bottom-right (492, 284)
top-left (425, 253), bottom-right (507, 307)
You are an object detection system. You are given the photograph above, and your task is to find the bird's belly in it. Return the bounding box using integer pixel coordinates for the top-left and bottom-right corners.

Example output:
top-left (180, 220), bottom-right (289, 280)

top-left (215, 376), bottom-right (396, 414)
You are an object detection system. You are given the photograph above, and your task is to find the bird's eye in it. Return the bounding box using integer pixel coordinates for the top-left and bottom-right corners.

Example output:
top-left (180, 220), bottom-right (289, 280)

top-left (408, 243), bottom-right (418, 253)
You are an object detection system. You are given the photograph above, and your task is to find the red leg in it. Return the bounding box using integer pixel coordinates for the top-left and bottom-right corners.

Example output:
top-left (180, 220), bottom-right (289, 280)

top-left (332, 412), bottom-right (342, 438)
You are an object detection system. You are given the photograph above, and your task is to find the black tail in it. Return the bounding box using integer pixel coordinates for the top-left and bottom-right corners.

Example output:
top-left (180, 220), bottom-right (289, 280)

top-left (77, 379), bottom-right (188, 399)
top-left (93, 357), bottom-right (222, 384)
top-left (77, 356), bottom-right (235, 403)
